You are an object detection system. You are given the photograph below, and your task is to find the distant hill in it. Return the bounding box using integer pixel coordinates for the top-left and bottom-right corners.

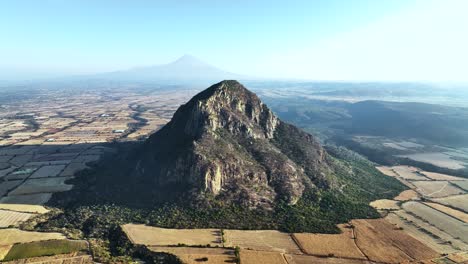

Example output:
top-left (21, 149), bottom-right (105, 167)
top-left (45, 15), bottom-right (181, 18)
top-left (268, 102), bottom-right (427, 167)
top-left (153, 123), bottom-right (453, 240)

top-left (92, 55), bottom-right (245, 84)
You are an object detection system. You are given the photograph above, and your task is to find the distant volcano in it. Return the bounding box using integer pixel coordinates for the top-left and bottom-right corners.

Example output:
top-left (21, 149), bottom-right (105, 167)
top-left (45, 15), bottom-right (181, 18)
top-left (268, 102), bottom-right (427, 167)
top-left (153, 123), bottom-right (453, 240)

top-left (95, 55), bottom-right (245, 83)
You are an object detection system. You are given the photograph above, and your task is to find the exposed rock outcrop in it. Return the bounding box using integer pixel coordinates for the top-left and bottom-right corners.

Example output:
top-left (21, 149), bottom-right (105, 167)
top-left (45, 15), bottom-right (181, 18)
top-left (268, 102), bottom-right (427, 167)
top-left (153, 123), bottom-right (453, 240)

top-left (135, 80), bottom-right (333, 208)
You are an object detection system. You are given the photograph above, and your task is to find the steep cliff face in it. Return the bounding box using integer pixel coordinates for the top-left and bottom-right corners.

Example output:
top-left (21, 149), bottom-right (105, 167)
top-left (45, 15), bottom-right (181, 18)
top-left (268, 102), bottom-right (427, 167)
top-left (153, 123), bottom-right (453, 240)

top-left (136, 80), bottom-right (333, 208)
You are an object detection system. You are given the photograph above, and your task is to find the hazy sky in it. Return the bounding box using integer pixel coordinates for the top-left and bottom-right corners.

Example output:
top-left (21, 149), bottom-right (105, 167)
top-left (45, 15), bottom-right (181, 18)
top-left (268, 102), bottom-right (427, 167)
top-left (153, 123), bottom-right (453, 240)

top-left (1, 0), bottom-right (467, 81)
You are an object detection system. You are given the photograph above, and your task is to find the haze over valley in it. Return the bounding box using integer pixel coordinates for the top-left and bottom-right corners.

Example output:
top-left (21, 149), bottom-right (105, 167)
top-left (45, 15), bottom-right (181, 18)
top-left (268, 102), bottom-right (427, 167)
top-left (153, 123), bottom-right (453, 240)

top-left (0, 1), bottom-right (467, 264)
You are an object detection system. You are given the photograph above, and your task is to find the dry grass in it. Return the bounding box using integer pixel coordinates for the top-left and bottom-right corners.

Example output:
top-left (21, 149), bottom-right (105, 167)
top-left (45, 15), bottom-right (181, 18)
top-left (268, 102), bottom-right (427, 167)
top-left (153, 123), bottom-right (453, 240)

top-left (424, 202), bottom-right (468, 223)
top-left (393, 189), bottom-right (419, 201)
top-left (149, 247), bottom-right (235, 264)
top-left (0, 228), bottom-right (65, 246)
top-left (122, 224), bottom-right (222, 246)
top-left (292, 224), bottom-right (366, 259)
top-left (0, 203), bottom-right (49, 214)
top-left (352, 219), bottom-right (439, 263)
top-left (369, 199), bottom-right (400, 210)
top-left (239, 250), bottom-right (286, 264)
top-left (224, 230), bottom-right (301, 254)
top-left (0, 209), bottom-right (34, 227)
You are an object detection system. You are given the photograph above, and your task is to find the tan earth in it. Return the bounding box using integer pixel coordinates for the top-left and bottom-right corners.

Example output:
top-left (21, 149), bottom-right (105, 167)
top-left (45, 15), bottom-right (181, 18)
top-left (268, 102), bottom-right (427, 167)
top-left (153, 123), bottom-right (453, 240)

top-left (122, 224), bottom-right (222, 246)
top-left (292, 224), bottom-right (366, 259)
top-left (223, 230), bottom-right (302, 254)
top-left (239, 250), bottom-right (287, 264)
top-left (149, 247), bottom-right (236, 264)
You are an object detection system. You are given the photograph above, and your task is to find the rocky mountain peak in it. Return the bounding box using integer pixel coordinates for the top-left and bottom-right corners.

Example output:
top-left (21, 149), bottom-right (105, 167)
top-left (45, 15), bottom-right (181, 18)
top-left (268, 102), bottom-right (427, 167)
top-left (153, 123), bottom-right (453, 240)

top-left (139, 81), bottom-right (332, 209)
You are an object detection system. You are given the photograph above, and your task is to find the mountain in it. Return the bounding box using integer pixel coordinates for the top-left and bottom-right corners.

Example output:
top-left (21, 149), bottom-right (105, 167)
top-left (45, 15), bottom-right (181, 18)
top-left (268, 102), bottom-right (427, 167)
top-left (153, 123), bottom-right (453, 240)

top-left (94, 55), bottom-right (245, 84)
top-left (133, 80), bottom-right (334, 208)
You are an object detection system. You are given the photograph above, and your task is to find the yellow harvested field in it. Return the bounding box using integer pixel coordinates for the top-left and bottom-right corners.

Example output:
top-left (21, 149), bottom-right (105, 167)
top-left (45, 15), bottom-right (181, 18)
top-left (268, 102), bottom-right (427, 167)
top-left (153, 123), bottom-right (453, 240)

top-left (424, 202), bottom-right (468, 223)
top-left (122, 224), bottom-right (222, 246)
top-left (0, 193), bottom-right (52, 206)
top-left (224, 230), bottom-right (302, 254)
top-left (239, 250), bottom-right (287, 264)
top-left (0, 209), bottom-right (34, 227)
top-left (284, 254), bottom-right (369, 264)
top-left (447, 252), bottom-right (468, 263)
top-left (420, 171), bottom-right (467, 181)
top-left (375, 166), bottom-right (398, 177)
top-left (149, 247), bottom-right (236, 264)
top-left (369, 199), bottom-right (400, 210)
top-left (0, 228), bottom-right (65, 246)
top-left (292, 225), bottom-right (366, 259)
top-left (0, 245), bottom-right (12, 261)
top-left (433, 194), bottom-right (468, 212)
top-left (412, 181), bottom-right (464, 198)
top-left (393, 189), bottom-right (419, 201)
top-left (0, 203), bottom-right (49, 214)
top-left (352, 219), bottom-right (439, 263)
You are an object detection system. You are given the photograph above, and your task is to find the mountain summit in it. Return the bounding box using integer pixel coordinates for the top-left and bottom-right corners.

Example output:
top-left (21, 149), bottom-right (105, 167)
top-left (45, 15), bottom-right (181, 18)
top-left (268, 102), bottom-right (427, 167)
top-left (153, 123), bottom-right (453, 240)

top-left (134, 80), bottom-right (334, 208)
top-left (97, 55), bottom-right (244, 83)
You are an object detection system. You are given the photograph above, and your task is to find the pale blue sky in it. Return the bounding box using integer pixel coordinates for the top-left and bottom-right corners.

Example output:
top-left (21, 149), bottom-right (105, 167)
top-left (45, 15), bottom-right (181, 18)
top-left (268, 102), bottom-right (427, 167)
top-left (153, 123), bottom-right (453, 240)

top-left (0, 0), bottom-right (466, 81)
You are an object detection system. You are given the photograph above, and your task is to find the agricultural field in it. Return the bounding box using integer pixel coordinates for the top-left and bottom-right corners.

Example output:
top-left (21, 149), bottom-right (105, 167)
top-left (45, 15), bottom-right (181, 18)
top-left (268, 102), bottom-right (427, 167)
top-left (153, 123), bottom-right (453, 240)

top-left (451, 180), bottom-right (468, 191)
top-left (0, 229), bottom-right (65, 245)
top-left (292, 224), bottom-right (366, 259)
top-left (423, 202), bottom-right (468, 223)
top-left (392, 166), bottom-right (428, 180)
top-left (29, 165), bottom-right (66, 178)
top-left (393, 189), bottom-right (419, 201)
top-left (411, 180), bottom-right (464, 198)
top-left (284, 255), bottom-right (371, 264)
top-left (420, 171), bottom-right (467, 181)
top-left (351, 219), bottom-right (439, 263)
top-left (149, 247), bottom-right (236, 264)
top-left (8, 177), bottom-right (73, 195)
top-left (0, 209), bottom-right (34, 227)
top-left (369, 199), bottom-right (400, 210)
top-left (2, 239), bottom-right (89, 262)
top-left (402, 201), bottom-right (468, 243)
top-left (122, 224), bottom-right (222, 246)
top-left (384, 212), bottom-right (460, 254)
top-left (433, 194), bottom-right (468, 212)
top-left (223, 230), bottom-right (302, 254)
top-left (397, 152), bottom-right (467, 170)
top-left (239, 250), bottom-right (286, 264)
top-left (2, 253), bottom-right (93, 264)
top-left (0, 193), bottom-right (52, 206)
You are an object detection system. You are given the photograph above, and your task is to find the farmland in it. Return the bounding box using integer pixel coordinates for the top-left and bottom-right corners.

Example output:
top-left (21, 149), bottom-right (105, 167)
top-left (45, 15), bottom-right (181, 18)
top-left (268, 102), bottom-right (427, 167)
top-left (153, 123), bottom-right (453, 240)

top-left (122, 224), bottom-right (223, 247)
top-left (292, 224), bottom-right (366, 259)
top-left (402, 201), bottom-right (468, 243)
top-left (223, 230), bottom-right (302, 254)
top-left (351, 219), bottom-right (438, 263)
top-left (148, 247), bottom-right (236, 264)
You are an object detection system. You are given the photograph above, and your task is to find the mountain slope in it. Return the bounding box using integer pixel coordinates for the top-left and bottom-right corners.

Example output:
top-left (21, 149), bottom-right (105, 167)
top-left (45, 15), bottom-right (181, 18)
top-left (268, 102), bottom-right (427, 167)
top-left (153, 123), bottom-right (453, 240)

top-left (134, 80), bottom-right (333, 208)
